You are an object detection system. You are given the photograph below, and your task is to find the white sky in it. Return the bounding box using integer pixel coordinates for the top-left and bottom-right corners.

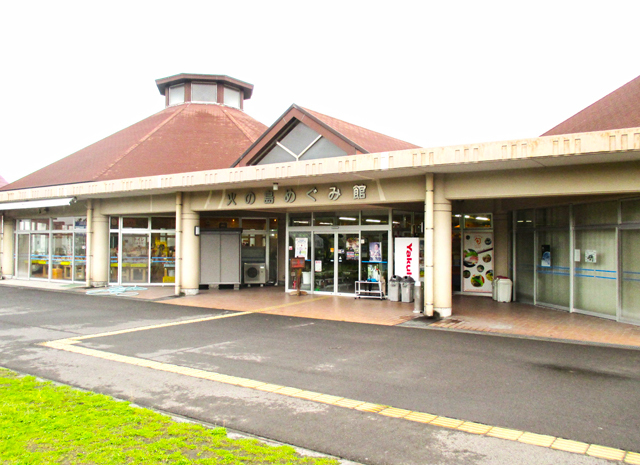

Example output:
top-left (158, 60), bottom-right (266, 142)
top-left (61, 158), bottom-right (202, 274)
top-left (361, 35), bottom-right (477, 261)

top-left (1, 1), bottom-right (639, 183)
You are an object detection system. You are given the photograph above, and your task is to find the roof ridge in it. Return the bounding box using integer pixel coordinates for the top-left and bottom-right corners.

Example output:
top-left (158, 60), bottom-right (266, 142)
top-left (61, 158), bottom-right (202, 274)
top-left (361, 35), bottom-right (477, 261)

top-left (220, 107), bottom-right (255, 142)
top-left (91, 104), bottom-right (189, 181)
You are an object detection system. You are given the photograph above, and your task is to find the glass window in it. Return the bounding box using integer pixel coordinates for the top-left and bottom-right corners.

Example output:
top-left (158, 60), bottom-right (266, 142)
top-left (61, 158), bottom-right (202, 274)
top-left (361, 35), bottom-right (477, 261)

top-left (223, 87), bottom-right (241, 108)
top-left (32, 219), bottom-right (49, 231)
top-left (52, 217), bottom-right (74, 231)
top-left (18, 219), bottom-right (31, 231)
top-left (313, 212), bottom-right (337, 227)
top-left (152, 217), bottom-right (176, 230)
top-left (362, 210), bottom-right (388, 226)
top-left (574, 201), bottom-right (618, 226)
top-left (393, 211), bottom-right (413, 237)
top-left (289, 212), bottom-right (311, 227)
top-left (269, 218), bottom-right (278, 230)
top-left (515, 231), bottom-right (534, 302)
top-left (536, 206), bottom-right (570, 228)
top-left (110, 217), bottom-right (119, 229)
top-left (361, 231), bottom-right (388, 287)
top-left (150, 233), bottom-right (176, 284)
top-left (191, 83), bottom-right (217, 103)
top-left (169, 84), bottom-right (184, 105)
top-left (515, 210), bottom-right (534, 228)
top-left (464, 214), bottom-right (492, 229)
top-left (279, 124), bottom-right (319, 156)
top-left (337, 212), bottom-right (360, 226)
top-left (536, 230), bottom-right (570, 308)
top-left (621, 199), bottom-right (640, 224)
top-left (74, 217), bottom-right (87, 229)
top-left (242, 218), bottom-right (267, 230)
top-left (452, 214), bottom-right (461, 229)
top-left (122, 217), bottom-right (149, 229)
top-left (200, 217), bottom-right (239, 229)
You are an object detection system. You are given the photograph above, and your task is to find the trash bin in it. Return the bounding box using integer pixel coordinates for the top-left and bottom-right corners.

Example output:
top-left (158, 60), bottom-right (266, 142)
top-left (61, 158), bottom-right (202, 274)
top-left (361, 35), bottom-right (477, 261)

top-left (401, 276), bottom-right (415, 303)
top-left (388, 276), bottom-right (401, 302)
top-left (495, 277), bottom-right (513, 303)
top-left (413, 280), bottom-right (423, 313)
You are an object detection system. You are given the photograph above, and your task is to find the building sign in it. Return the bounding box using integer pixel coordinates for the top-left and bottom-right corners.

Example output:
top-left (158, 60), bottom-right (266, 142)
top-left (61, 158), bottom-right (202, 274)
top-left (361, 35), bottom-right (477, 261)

top-left (462, 233), bottom-right (493, 293)
top-left (225, 184), bottom-right (367, 207)
top-left (394, 237), bottom-right (419, 278)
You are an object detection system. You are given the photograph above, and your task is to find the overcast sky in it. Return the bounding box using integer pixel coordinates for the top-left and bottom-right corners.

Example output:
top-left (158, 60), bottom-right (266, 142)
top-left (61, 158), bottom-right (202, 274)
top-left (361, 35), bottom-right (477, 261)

top-left (1, 1), bottom-right (639, 183)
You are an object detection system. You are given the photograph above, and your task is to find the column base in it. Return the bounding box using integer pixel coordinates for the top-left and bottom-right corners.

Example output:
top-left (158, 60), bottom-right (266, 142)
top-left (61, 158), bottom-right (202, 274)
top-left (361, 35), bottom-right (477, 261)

top-left (435, 307), bottom-right (452, 318)
top-left (183, 288), bottom-right (199, 296)
top-left (91, 281), bottom-right (108, 288)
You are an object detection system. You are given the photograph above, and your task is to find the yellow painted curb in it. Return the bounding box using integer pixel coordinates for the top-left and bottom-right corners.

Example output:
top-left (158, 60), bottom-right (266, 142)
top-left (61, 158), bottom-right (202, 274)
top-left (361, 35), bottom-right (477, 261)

top-left (430, 416), bottom-right (464, 429)
top-left (487, 427), bottom-right (523, 441)
top-left (625, 451), bottom-right (640, 464)
top-left (458, 421), bottom-right (492, 435)
top-left (587, 444), bottom-right (626, 461)
top-left (551, 438), bottom-right (590, 454)
top-left (405, 412), bottom-right (437, 424)
top-left (379, 407), bottom-right (412, 418)
top-left (518, 432), bottom-right (556, 448)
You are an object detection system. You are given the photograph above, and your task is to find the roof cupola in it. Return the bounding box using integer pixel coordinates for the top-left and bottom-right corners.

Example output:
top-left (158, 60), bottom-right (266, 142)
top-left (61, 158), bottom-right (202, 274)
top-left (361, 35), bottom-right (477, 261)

top-left (155, 73), bottom-right (254, 110)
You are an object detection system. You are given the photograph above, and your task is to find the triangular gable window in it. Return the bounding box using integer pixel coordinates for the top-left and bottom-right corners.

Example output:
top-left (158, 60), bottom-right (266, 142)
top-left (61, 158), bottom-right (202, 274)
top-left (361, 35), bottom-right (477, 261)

top-left (256, 121), bottom-right (347, 165)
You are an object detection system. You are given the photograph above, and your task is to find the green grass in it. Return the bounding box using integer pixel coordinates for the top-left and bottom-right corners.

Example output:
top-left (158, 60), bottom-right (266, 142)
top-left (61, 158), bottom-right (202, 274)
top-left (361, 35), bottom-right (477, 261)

top-left (0, 369), bottom-right (339, 464)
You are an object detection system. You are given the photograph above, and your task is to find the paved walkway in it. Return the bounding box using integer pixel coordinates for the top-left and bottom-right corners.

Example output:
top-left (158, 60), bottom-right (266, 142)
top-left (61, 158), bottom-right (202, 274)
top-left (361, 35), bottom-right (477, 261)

top-left (2, 278), bottom-right (640, 348)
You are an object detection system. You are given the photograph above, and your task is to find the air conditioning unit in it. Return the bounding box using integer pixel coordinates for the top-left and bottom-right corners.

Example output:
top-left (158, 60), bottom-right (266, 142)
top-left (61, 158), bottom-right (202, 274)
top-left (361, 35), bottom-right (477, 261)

top-left (243, 263), bottom-right (267, 284)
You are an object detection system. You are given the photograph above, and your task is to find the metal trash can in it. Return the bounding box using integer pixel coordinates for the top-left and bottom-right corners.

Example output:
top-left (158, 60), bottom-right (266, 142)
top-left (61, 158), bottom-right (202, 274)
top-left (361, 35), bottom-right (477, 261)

top-left (388, 276), bottom-right (401, 302)
top-left (413, 280), bottom-right (423, 313)
top-left (401, 276), bottom-right (415, 303)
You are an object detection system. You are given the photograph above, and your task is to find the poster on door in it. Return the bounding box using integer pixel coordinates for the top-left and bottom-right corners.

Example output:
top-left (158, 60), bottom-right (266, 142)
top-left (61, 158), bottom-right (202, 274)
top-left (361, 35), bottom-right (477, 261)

top-left (462, 232), bottom-right (494, 293)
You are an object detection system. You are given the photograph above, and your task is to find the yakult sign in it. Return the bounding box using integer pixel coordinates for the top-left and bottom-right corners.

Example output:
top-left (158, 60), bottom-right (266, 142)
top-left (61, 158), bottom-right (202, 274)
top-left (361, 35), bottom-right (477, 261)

top-left (394, 238), bottom-right (419, 278)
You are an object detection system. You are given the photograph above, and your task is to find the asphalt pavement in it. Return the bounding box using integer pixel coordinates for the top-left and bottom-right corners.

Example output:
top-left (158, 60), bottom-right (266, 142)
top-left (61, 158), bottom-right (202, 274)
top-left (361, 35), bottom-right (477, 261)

top-left (1, 285), bottom-right (638, 464)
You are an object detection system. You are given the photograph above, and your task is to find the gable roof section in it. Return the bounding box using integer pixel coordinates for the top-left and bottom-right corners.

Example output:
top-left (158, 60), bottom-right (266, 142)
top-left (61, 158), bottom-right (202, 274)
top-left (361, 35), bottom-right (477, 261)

top-left (2, 104), bottom-right (267, 191)
top-left (542, 75), bottom-right (640, 136)
top-left (233, 104), bottom-right (419, 167)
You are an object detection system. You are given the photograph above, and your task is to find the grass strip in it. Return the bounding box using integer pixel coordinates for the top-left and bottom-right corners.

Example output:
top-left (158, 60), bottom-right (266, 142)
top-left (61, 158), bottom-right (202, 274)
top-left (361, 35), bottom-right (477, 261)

top-left (0, 368), bottom-right (338, 464)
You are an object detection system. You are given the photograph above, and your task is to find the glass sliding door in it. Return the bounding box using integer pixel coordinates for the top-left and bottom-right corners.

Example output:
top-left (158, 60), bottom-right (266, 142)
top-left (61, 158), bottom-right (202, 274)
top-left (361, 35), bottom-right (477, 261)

top-left (536, 230), bottom-right (570, 309)
top-left (574, 229), bottom-right (617, 317)
top-left (337, 233), bottom-right (359, 294)
top-left (17, 234), bottom-right (30, 278)
top-left (74, 233), bottom-right (86, 281)
top-left (288, 231), bottom-right (311, 291)
top-left (30, 233), bottom-right (49, 279)
top-left (122, 234), bottom-right (149, 284)
top-left (314, 233), bottom-right (335, 292)
top-left (621, 229), bottom-right (640, 324)
top-left (515, 231), bottom-right (534, 303)
top-left (52, 233), bottom-right (73, 281)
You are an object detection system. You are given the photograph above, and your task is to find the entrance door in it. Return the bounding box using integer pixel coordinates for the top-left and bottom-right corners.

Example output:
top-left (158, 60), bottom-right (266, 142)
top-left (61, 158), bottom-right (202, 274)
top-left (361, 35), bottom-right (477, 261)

top-left (313, 233), bottom-right (359, 294)
top-left (16, 234), bottom-right (30, 279)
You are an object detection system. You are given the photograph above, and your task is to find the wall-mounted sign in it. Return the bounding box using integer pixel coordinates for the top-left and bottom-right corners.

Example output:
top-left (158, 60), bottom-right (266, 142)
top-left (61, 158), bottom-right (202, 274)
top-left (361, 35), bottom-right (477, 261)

top-left (541, 245), bottom-right (551, 267)
top-left (462, 233), bottom-right (493, 293)
top-left (585, 250), bottom-right (597, 263)
top-left (295, 237), bottom-right (308, 259)
top-left (394, 237), bottom-right (419, 278)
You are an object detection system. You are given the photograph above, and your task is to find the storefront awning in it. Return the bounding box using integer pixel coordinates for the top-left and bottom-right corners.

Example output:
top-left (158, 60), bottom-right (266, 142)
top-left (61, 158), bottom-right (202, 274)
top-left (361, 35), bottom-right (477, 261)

top-left (0, 197), bottom-right (76, 211)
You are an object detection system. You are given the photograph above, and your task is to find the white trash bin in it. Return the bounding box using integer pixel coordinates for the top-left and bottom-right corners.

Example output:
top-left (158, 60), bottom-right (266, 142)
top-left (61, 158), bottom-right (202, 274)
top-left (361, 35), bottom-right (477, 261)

top-left (495, 278), bottom-right (513, 303)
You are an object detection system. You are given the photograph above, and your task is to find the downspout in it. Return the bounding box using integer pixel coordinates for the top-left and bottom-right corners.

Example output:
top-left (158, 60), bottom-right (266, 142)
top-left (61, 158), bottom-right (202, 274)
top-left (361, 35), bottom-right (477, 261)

top-left (86, 200), bottom-right (93, 288)
top-left (424, 174), bottom-right (434, 316)
top-left (175, 192), bottom-right (182, 296)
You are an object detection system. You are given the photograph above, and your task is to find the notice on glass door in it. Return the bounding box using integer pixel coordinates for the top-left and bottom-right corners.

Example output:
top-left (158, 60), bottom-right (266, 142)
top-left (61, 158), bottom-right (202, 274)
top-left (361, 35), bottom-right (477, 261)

top-left (462, 233), bottom-right (493, 293)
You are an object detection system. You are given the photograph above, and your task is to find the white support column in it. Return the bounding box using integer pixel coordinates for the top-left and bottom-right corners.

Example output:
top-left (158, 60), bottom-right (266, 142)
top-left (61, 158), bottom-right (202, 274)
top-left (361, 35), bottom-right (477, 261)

top-left (175, 192), bottom-right (182, 296)
top-left (423, 174), bottom-right (434, 316)
top-left (86, 200), bottom-right (93, 287)
top-left (181, 193), bottom-right (200, 295)
top-left (493, 212), bottom-right (510, 278)
top-left (1, 216), bottom-right (15, 278)
top-left (91, 201), bottom-right (109, 287)
top-left (433, 174), bottom-right (452, 317)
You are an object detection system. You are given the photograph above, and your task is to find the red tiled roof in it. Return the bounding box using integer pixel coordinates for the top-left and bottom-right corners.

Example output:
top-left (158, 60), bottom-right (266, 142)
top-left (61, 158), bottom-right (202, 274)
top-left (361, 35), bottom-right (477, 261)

top-left (2, 104), bottom-right (267, 191)
top-left (301, 107), bottom-right (420, 153)
top-left (542, 75), bottom-right (640, 136)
